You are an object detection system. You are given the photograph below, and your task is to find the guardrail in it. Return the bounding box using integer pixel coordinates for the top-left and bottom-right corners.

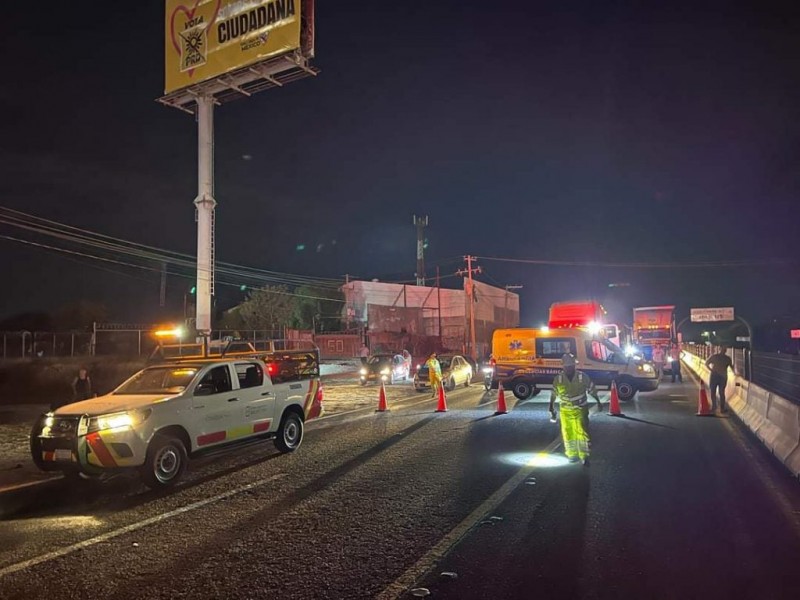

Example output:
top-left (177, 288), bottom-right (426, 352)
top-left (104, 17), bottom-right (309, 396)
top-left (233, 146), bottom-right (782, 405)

top-left (681, 348), bottom-right (800, 479)
top-left (751, 352), bottom-right (800, 405)
top-left (682, 345), bottom-right (800, 403)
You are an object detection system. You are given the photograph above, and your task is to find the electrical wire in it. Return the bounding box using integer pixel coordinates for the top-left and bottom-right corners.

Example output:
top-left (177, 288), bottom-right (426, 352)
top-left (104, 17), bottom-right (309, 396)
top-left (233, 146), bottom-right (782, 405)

top-left (476, 255), bottom-right (795, 269)
top-left (0, 206), bottom-right (344, 288)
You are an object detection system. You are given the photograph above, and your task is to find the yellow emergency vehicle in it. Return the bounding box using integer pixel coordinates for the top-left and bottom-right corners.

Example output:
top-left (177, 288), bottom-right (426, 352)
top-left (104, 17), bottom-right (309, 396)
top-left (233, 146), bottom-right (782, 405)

top-left (491, 327), bottom-right (659, 401)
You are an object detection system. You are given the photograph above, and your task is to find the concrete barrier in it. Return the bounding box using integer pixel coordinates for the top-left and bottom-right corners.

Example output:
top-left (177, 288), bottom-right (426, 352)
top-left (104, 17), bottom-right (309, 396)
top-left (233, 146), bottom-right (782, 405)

top-left (743, 385), bottom-right (770, 441)
top-left (764, 394), bottom-right (800, 463)
top-left (682, 352), bottom-right (800, 480)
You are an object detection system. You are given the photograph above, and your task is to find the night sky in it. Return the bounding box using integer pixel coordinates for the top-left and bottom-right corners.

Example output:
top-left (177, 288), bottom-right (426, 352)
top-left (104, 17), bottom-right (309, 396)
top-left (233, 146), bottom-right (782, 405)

top-left (2, 1), bottom-right (799, 331)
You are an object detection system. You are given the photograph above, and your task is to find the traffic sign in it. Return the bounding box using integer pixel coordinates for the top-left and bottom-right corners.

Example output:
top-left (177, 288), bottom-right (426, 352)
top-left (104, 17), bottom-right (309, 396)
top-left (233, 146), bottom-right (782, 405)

top-left (690, 307), bottom-right (735, 323)
top-left (791, 329), bottom-right (800, 339)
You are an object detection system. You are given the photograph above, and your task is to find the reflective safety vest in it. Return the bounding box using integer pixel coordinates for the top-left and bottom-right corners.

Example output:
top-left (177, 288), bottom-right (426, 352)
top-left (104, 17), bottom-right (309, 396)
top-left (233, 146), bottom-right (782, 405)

top-left (552, 370), bottom-right (596, 408)
top-left (426, 357), bottom-right (442, 378)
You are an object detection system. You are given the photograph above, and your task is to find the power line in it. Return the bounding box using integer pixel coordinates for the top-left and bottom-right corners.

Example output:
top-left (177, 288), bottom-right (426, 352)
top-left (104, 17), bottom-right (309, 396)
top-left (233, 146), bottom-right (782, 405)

top-left (0, 206), bottom-right (344, 288)
top-left (476, 255), bottom-right (795, 269)
top-left (0, 234), bottom-right (347, 304)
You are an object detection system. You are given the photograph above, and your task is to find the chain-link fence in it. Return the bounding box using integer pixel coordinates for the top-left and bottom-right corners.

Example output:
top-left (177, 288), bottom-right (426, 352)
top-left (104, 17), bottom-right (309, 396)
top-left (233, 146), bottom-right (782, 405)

top-left (1, 327), bottom-right (296, 361)
top-left (1, 332), bottom-right (94, 360)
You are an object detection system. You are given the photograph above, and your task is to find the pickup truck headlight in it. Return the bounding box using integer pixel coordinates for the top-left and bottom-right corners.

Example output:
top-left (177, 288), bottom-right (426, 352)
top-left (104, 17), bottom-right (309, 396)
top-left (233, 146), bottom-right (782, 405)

top-left (380, 368), bottom-right (390, 375)
top-left (359, 368), bottom-right (367, 376)
top-left (88, 409), bottom-right (151, 433)
top-left (641, 363), bottom-right (654, 374)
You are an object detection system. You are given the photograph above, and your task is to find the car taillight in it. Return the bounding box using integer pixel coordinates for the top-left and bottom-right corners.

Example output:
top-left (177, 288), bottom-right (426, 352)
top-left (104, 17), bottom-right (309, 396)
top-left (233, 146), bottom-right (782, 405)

top-left (267, 363), bottom-right (277, 376)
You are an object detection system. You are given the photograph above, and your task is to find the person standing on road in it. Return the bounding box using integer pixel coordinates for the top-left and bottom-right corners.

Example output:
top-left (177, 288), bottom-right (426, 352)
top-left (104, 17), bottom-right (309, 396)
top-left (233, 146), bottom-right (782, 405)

top-left (359, 343), bottom-right (370, 365)
top-left (652, 345), bottom-right (666, 377)
top-left (670, 343), bottom-right (683, 383)
top-left (72, 368), bottom-right (93, 402)
top-left (425, 352), bottom-right (442, 398)
top-left (402, 349), bottom-right (412, 374)
top-left (705, 346), bottom-right (733, 413)
top-left (549, 354), bottom-right (603, 465)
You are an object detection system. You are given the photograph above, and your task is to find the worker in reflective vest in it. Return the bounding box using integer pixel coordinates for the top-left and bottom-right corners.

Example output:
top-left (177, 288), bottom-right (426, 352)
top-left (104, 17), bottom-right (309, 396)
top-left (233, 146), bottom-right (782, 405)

top-left (425, 352), bottom-right (442, 398)
top-left (549, 353), bottom-right (602, 465)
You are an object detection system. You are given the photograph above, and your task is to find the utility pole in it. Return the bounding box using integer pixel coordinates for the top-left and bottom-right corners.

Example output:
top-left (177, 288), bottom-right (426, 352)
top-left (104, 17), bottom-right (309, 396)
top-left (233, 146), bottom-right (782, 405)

top-left (456, 256), bottom-right (481, 361)
top-left (195, 95), bottom-right (216, 339)
top-left (413, 215), bottom-right (428, 286)
top-left (436, 266), bottom-right (442, 344)
top-left (504, 285), bottom-right (523, 328)
top-left (159, 262), bottom-right (167, 308)
top-left (343, 274), bottom-right (351, 331)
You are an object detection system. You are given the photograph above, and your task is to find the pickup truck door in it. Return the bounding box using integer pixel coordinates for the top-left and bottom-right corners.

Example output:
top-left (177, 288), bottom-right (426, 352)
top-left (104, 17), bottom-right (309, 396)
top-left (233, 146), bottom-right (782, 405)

top-left (233, 361), bottom-right (277, 436)
top-left (191, 364), bottom-right (240, 449)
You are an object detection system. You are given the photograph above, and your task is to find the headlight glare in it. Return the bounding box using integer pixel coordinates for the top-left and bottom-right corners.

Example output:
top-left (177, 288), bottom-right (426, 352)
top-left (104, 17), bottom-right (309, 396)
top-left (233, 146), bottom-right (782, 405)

top-left (89, 409), bottom-right (151, 433)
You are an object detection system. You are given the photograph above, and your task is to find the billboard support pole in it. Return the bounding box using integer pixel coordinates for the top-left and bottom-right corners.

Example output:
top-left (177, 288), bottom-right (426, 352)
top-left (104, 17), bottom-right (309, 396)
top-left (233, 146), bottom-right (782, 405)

top-left (195, 95), bottom-right (216, 337)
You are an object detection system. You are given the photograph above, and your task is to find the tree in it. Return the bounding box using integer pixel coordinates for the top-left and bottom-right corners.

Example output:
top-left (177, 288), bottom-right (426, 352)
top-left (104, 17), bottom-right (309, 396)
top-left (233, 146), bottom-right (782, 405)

top-left (290, 285), bottom-right (344, 331)
top-left (53, 301), bottom-right (109, 331)
top-left (233, 285), bottom-right (295, 333)
top-left (0, 312), bottom-right (54, 331)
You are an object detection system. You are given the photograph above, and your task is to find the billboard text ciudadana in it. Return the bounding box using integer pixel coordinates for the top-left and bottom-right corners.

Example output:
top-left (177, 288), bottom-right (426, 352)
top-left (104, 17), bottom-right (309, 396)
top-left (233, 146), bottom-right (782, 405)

top-left (165, 0), bottom-right (302, 94)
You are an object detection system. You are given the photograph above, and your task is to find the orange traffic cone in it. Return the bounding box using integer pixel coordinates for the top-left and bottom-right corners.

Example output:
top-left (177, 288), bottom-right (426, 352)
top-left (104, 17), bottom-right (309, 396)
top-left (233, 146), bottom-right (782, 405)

top-left (608, 380), bottom-right (623, 416)
top-left (376, 381), bottom-right (389, 412)
top-left (435, 384), bottom-right (448, 412)
top-left (696, 380), bottom-right (713, 416)
top-left (495, 382), bottom-right (508, 415)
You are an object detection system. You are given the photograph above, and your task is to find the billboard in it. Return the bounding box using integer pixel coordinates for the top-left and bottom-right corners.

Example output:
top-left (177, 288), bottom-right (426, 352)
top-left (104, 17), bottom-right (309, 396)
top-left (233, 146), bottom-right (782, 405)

top-left (165, 0), bottom-right (302, 94)
top-left (690, 307), bottom-right (735, 323)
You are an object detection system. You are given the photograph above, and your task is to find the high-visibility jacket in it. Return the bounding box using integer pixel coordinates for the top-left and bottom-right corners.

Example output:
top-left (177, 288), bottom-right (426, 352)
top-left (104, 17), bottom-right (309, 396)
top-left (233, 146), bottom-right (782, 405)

top-left (552, 370), bottom-right (597, 408)
top-left (426, 357), bottom-right (442, 379)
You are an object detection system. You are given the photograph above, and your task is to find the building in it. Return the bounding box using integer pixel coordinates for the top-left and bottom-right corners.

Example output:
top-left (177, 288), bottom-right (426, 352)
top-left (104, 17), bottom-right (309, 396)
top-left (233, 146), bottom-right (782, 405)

top-left (341, 279), bottom-right (520, 359)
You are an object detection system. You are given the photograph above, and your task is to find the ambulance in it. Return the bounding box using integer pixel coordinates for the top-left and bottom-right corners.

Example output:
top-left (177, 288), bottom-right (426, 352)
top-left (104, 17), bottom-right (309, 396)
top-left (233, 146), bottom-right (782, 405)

top-left (491, 327), bottom-right (659, 401)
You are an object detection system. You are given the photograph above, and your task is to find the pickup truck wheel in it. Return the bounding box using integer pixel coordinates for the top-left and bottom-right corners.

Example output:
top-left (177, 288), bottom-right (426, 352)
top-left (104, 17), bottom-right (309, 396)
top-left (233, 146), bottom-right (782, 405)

top-left (274, 412), bottom-right (304, 453)
top-left (615, 379), bottom-right (637, 402)
top-left (141, 435), bottom-right (187, 489)
top-left (359, 379), bottom-right (368, 386)
top-left (512, 381), bottom-right (533, 400)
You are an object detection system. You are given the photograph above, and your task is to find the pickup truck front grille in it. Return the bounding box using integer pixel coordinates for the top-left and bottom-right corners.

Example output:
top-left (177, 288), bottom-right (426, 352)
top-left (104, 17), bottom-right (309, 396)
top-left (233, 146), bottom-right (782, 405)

top-left (42, 416), bottom-right (81, 440)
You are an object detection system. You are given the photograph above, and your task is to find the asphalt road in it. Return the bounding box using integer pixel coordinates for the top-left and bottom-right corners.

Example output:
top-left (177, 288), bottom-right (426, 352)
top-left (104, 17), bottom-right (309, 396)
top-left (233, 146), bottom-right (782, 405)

top-left (1, 376), bottom-right (799, 600)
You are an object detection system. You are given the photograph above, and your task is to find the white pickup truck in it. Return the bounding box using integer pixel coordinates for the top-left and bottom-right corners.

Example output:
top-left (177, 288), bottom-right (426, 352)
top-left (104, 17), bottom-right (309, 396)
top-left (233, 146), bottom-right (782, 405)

top-left (31, 352), bottom-right (323, 488)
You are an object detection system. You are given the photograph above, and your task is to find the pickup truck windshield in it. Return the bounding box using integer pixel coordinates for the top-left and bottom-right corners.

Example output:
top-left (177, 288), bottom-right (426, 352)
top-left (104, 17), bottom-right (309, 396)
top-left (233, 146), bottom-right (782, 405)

top-left (114, 366), bottom-right (199, 395)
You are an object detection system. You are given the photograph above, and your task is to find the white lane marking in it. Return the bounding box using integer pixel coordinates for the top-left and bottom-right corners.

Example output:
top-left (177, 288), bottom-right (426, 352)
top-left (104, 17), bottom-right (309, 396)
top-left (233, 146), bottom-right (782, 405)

top-left (669, 394), bottom-right (687, 398)
top-left (375, 436), bottom-right (562, 600)
top-left (0, 477), bottom-right (62, 494)
top-left (0, 472), bottom-right (287, 579)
